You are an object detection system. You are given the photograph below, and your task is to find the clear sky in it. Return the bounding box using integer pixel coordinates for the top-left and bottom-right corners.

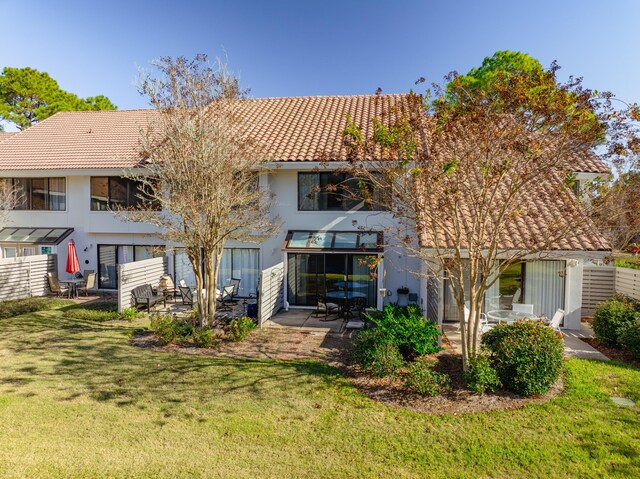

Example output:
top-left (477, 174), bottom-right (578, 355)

top-left (1, 0), bottom-right (639, 128)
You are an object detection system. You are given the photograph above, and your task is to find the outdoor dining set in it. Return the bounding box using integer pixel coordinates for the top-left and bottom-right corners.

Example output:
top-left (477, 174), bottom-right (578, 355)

top-left (315, 280), bottom-right (370, 321)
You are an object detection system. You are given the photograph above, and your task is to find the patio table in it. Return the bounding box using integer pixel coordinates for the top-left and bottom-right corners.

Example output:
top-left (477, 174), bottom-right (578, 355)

top-left (61, 278), bottom-right (84, 299)
top-left (325, 291), bottom-right (367, 318)
top-left (333, 281), bottom-right (370, 289)
top-left (486, 309), bottom-right (535, 324)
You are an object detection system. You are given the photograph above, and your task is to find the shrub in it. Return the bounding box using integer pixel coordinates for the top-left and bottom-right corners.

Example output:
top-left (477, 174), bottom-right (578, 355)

top-left (150, 314), bottom-right (192, 344)
top-left (463, 353), bottom-right (502, 394)
top-left (482, 320), bottom-right (564, 396)
top-left (63, 302), bottom-right (120, 321)
top-left (365, 304), bottom-right (442, 359)
top-left (619, 319), bottom-right (640, 359)
top-left (0, 298), bottom-right (73, 319)
top-left (402, 358), bottom-right (450, 396)
top-left (228, 316), bottom-right (256, 342)
top-left (119, 307), bottom-right (138, 321)
top-left (592, 294), bottom-right (640, 347)
top-left (192, 328), bottom-right (220, 348)
top-left (353, 328), bottom-right (405, 377)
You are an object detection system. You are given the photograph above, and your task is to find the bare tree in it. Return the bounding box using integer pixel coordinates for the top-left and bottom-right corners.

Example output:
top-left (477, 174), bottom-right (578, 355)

top-left (0, 178), bottom-right (18, 227)
top-left (342, 55), bottom-right (639, 368)
top-left (124, 54), bottom-right (279, 326)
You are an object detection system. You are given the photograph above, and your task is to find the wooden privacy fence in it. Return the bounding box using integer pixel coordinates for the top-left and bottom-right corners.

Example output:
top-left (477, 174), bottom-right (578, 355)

top-left (582, 266), bottom-right (640, 315)
top-left (0, 254), bottom-right (57, 301)
top-left (117, 257), bottom-right (168, 312)
top-left (258, 262), bottom-right (284, 327)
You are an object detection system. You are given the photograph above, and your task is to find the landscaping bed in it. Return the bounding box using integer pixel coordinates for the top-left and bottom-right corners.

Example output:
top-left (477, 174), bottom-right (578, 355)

top-left (582, 337), bottom-right (640, 368)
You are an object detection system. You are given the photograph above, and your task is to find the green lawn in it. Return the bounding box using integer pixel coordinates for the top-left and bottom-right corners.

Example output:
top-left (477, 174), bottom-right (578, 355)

top-left (0, 307), bottom-right (639, 478)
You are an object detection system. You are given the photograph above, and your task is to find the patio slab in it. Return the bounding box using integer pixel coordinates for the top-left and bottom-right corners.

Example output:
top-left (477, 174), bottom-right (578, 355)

top-left (265, 309), bottom-right (345, 333)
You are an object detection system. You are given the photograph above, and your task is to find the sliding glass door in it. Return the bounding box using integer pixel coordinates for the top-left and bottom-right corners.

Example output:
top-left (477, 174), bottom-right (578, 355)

top-left (98, 244), bottom-right (165, 289)
top-left (287, 253), bottom-right (377, 307)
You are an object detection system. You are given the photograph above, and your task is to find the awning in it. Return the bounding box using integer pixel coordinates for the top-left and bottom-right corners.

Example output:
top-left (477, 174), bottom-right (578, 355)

top-left (283, 230), bottom-right (383, 252)
top-left (0, 227), bottom-right (74, 245)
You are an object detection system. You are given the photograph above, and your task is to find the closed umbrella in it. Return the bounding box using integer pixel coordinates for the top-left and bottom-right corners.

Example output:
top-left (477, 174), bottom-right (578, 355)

top-left (66, 240), bottom-right (80, 275)
top-left (65, 240), bottom-right (80, 298)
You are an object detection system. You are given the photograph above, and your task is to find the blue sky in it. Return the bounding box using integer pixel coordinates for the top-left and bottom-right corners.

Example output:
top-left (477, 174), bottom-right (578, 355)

top-left (1, 0), bottom-right (639, 128)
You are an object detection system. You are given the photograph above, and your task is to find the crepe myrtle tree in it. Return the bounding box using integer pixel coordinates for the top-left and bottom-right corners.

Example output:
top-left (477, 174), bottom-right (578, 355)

top-left (122, 54), bottom-right (279, 326)
top-left (341, 52), bottom-right (639, 368)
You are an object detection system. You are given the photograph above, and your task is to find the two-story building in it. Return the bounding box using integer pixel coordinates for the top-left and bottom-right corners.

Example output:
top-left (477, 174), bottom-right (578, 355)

top-left (0, 94), bottom-right (611, 327)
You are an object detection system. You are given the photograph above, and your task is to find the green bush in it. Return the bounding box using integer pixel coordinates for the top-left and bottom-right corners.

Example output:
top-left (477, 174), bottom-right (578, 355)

top-left (119, 307), bottom-right (138, 321)
top-left (63, 303), bottom-right (120, 321)
top-left (0, 298), bottom-right (73, 319)
top-left (353, 328), bottom-right (405, 377)
top-left (365, 304), bottom-right (442, 359)
top-left (192, 328), bottom-right (220, 348)
top-left (150, 314), bottom-right (192, 344)
top-left (463, 353), bottom-right (502, 394)
top-left (619, 319), bottom-right (640, 359)
top-left (482, 320), bottom-right (564, 396)
top-left (228, 317), bottom-right (256, 342)
top-left (592, 295), bottom-right (640, 347)
top-left (402, 358), bottom-right (450, 396)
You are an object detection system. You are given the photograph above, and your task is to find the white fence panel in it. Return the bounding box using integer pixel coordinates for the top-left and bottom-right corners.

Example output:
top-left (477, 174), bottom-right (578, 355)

top-left (258, 262), bottom-right (284, 328)
top-left (0, 254), bottom-right (57, 301)
top-left (581, 266), bottom-right (616, 316)
top-left (616, 267), bottom-right (640, 301)
top-left (117, 257), bottom-right (168, 312)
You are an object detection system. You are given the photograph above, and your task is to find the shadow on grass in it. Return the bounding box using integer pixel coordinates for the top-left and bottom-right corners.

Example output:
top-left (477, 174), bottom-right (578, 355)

top-left (0, 310), bottom-right (345, 417)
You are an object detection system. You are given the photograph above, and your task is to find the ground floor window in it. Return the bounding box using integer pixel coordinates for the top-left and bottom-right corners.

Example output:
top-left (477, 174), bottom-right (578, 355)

top-left (173, 247), bottom-right (260, 298)
top-left (286, 253), bottom-right (378, 307)
top-left (97, 244), bottom-right (165, 289)
top-left (443, 260), bottom-right (565, 322)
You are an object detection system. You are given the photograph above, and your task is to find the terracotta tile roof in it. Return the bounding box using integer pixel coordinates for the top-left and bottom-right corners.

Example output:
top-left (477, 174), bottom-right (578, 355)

top-left (418, 175), bottom-right (610, 252)
top-left (0, 132), bottom-right (18, 143)
top-left (0, 94), bottom-right (611, 172)
top-left (0, 110), bottom-right (156, 170)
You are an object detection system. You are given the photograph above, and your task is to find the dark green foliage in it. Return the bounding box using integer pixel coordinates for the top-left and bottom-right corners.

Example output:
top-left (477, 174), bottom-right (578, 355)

top-left (482, 320), bottom-right (564, 396)
top-left (402, 358), bottom-right (450, 396)
top-left (619, 319), bottom-right (640, 359)
top-left (228, 317), bottom-right (257, 342)
top-left (365, 304), bottom-right (442, 359)
top-left (0, 67), bottom-right (117, 130)
top-left (192, 328), bottom-right (220, 348)
top-left (592, 295), bottom-right (640, 347)
top-left (352, 328), bottom-right (405, 377)
top-left (463, 353), bottom-right (502, 394)
top-left (0, 297), bottom-right (73, 319)
top-left (63, 302), bottom-right (120, 322)
top-left (149, 314), bottom-right (191, 345)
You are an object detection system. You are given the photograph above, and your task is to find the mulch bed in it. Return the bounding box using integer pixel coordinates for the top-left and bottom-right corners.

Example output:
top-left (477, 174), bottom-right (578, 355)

top-left (582, 338), bottom-right (640, 368)
top-left (131, 328), bottom-right (563, 415)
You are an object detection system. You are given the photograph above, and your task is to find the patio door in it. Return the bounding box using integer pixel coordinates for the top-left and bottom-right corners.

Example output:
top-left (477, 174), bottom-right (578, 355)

top-left (287, 253), bottom-right (377, 307)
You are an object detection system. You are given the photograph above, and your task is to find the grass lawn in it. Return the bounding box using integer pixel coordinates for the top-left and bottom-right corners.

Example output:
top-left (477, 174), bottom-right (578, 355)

top-left (0, 307), bottom-right (639, 478)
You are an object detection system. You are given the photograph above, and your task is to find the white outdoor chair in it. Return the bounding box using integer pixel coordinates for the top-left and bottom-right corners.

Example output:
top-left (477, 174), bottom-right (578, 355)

top-left (548, 308), bottom-right (565, 332)
top-left (480, 313), bottom-right (493, 333)
top-left (512, 303), bottom-right (534, 315)
top-left (511, 287), bottom-right (522, 304)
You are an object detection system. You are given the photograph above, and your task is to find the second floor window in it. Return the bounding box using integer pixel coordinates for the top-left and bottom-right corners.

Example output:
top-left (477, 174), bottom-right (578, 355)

top-left (298, 172), bottom-right (389, 211)
top-left (10, 178), bottom-right (66, 211)
top-left (91, 177), bottom-right (153, 211)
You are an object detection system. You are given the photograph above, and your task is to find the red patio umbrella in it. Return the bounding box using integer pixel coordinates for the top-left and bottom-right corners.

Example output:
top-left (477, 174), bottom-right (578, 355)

top-left (66, 239), bottom-right (80, 275)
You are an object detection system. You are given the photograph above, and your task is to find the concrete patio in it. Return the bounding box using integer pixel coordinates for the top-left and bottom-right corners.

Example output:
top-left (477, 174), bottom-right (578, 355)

top-left (264, 308), bottom-right (347, 333)
top-left (442, 321), bottom-right (609, 361)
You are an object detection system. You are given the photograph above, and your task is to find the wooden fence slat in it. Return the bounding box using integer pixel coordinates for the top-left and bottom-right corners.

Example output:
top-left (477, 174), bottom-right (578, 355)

top-left (582, 265), bottom-right (640, 315)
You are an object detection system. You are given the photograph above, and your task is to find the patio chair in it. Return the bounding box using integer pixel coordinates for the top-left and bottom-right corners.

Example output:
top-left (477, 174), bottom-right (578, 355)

top-left (511, 288), bottom-right (522, 305)
top-left (77, 273), bottom-right (98, 296)
top-left (228, 278), bottom-right (241, 303)
top-left (314, 296), bottom-right (339, 321)
top-left (47, 272), bottom-right (69, 297)
top-left (159, 274), bottom-right (178, 301)
top-left (347, 296), bottom-right (367, 320)
top-left (548, 308), bottom-right (565, 332)
top-left (217, 285), bottom-right (235, 312)
top-left (179, 285), bottom-right (194, 306)
top-left (512, 303), bottom-right (534, 315)
top-left (480, 313), bottom-right (493, 333)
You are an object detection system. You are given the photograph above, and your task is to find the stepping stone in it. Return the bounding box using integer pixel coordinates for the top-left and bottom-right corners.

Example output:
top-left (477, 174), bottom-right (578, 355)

top-left (346, 320), bottom-right (364, 330)
top-left (610, 396), bottom-right (635, 407)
